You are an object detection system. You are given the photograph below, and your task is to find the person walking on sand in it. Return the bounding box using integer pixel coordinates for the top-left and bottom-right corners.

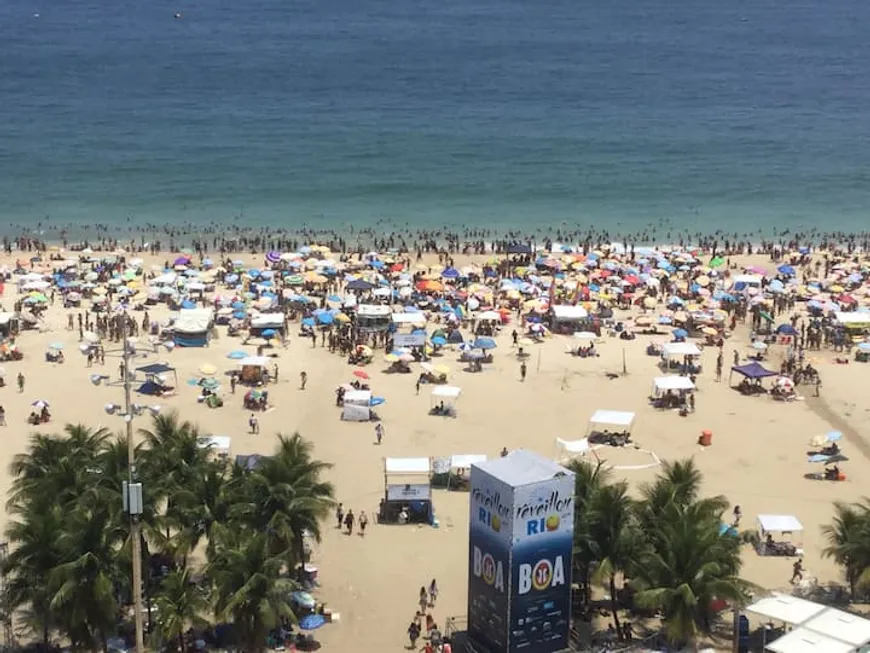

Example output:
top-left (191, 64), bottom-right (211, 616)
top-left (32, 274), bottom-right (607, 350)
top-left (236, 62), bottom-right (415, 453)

top-left (300, 370), bottom-right (307, 390)
top-left (419, 587), bottom-right (428, 614)
top-left (375, 422), bottom-right (384, 445)
top-left (791, 558), bottom-right (804, 584)
top-left (520, 361), bottom-right (527, 382)
top-left (248, 413), bottom-right (259, 434)
top-left (407, 620), bottom-right (421, 649)
top-left (359, 510), bottom-right (368, 535)
top-left (428, 579), bottom-right (438, 606)
top-left (336, 502), bottom-right (344, 529)
top-left (17, 372), bottom-right (24, 393)
top-left (230, 374), bottom-right (236, 394)
top-left (344, 509), bottom-right (355, 535)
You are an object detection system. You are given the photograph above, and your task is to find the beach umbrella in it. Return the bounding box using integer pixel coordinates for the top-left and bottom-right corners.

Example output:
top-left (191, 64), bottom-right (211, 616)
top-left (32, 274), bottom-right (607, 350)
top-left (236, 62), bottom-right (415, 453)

top-left (709, 256), bottom-right (725, 268)
top-left (826, 431), bottom-right (843, 442)
top-left (370, 396), bottom-right (386, 407)
top-left (777, 264), bottom-right (796, 276)
top-left (298, 614), bottom-right (327, 631)
top-left (227, 351), bottom-right (247, 360)
top-left (431, 336), bottom-right (447, 346)
top-left (301, 317), bottom-right (316, 327)
top-left (353, 369), bottom-right (370, 380)
top-left (473, 337), bottom-right (497, 350)
top-left (384, 353), bottom-right (399, 363)
top-left (32, 400), bottom-right (49, 409)
top-left (261, 329), bottom-right (277, 339)
top-left (291, 591), bottom-right (316, 609)
top-left (458, 342), bottom-right (473, 352)
top-left (750, 341), bottom-right (768, 351)
top-left (317, 313), bottom-right (334, 325)
top-left (858, 343), bottom-right (870, 353)
top-left (266, 251), bottom-right (281, 264)
top-left (199, 364), bottom-right (217, 376)
top-left (48, 342), bottom-right (64, 350)
top-left (200, 377), bottom-right (220, 390)
top-left (775, 324), bottom-right (798, 336)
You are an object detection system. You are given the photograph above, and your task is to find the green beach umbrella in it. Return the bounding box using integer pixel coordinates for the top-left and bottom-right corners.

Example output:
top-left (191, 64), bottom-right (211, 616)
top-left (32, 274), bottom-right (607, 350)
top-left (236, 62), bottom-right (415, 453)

top-left (709, 256), bottom-right (725, 268)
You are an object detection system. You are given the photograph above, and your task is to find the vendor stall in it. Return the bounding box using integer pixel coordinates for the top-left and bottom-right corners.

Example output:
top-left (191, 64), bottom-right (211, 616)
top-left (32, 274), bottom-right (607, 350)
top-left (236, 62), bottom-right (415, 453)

top-left (549, 304), bottom-right (589, 334)
top-left (756, 514), bottom-right (803, 557)
top-left (239, 356), bottom-right (269, 384)
top-left (171, 308), bottom-right (214, 347)
top-left (430, 385), bottom-right (461, 417)
top-left (341, 390), bottom-right (371, 421)
top-left (356, 304), bottom-right (391, 333)
top-left (250, 313), bottom-right (285, 339)
top-left (380, 457), bottom-right (433, 524)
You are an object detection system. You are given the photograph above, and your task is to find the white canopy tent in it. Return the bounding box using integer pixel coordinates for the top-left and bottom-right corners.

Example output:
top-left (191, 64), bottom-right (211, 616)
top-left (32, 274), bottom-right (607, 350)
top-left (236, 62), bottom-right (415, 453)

top-left (765, 628), bottom-right (854, 653)
top-left (757, 514), bottom-right (803, 534)
top-left (573, 331), bottom-right (598, 341)
top-left (342, 390), bottom-right (371, 421)
top-left (382, 457), bottom-right (434, 523)
top-left (196, 435), bottom-right (231, 458)
top-left (551, 305), bottom-right (588, 321)
top-left (447, 454), bottom-right (486, 489)
top-left (431, 385), bottom-right (461, 416)
top-left (476, 310), bottom-right (501, 322)
top-left (652, 376), bottom-right (695, 393)
top-left (385, 457), bottom-right (431, 475)
top-left (746, 593), bottom-right (826, 627)
top-left (391, 312), bottom-right (427, 327)
top-left (587, 409), bottom-right (635, 433)
top-left (661, 341), bottom-right (702, 358)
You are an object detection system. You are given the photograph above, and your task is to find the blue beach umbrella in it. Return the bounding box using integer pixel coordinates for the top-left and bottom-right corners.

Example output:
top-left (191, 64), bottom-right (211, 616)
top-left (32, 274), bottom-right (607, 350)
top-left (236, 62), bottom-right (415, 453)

top-left (370, 396), bottom-right (386, 407)
top-left (301, 317), bottom-right (316, 327)
top-left (232, 311), bottom-right (246, 319)
top-left (458, 342), bottom-right (473, 352)
top-left (227, 351), bottom-right (247, 360)
top-left (826, 431), bottom-right (843, 442)
top-left (473, 337), bottom-right (497, 350)
top-left (777, 264), bottom-right (796, 276)
top-left (262, 329), bottom-right (277, 339)
top-left (317, 313), bottom-right (334, 325)
top-left (431, 336), bottom-right (447, 346)
top-left (672, 328), bottom-right (688, 339)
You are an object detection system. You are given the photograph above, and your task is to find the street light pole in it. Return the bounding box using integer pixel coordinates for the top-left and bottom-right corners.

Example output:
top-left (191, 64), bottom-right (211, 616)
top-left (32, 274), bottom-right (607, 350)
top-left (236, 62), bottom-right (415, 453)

top-left (122, 318), bottom-right (146, 653)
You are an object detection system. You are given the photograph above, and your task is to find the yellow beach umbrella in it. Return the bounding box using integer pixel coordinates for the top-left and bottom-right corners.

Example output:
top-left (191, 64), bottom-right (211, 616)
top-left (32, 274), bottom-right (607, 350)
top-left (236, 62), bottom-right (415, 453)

top-left (199, 364), bottom-right (217, 376)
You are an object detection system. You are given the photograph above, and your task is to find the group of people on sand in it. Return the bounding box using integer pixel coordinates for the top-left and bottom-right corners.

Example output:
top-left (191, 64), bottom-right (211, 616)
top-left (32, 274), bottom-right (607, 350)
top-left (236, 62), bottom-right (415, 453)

top-left (408, 580), bottom-right (447, 652)
top-left (335, 502), bottom-right (368, 537)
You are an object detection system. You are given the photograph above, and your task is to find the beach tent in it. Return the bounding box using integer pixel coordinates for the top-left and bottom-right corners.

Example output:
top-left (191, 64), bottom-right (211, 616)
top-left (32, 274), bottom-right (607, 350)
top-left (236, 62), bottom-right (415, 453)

top-left (249, 313), bottom-right (285, 338)
top-left (239, 356), bottom-right (269, 384)
top-left (342, 390), bottom-right (372, 421)
top-left (661, 341), bottom-right (702, 358)
top-left (196, 435), bottom-right (231, 458)
top-left (652, 376), bottom-right (695, 394)
top-left (550, 305), bottom-right (588, 326)
top-left (135, 362), bottom-right (178, 388)
top-left (391, 312), bottom-right (427, 328)
top-left (431, 385), bottom-right (461, 416)
top-left (757, 514), bottom-right (803, 535)
top-left (587, 409), bottom-right (635, 434)
top-left (446, 454), bottom-right (486, 490)
top-left (172, 308), bottom-right (214, 347)
top-left (746, 593), bottom-right (826, 628)
top-left (555, 437), bottom-right (591, 462)
top-left (731, 361), bottom-right (777, 381)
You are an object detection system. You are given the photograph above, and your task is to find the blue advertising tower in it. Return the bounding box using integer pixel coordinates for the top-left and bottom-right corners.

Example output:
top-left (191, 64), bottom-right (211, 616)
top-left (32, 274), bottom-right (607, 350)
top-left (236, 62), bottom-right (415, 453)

top-left (467, 450), bottom-right (575, 653)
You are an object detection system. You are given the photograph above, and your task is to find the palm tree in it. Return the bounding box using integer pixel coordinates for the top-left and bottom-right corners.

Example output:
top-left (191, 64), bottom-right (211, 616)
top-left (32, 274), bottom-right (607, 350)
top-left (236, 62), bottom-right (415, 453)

top-left (152, 568), bottom-right (208, 653)
top-left (822, 500), bottom-right (870, 598)
top-left (207, 529), bottom-right (295, 653)
top-left (49, 503), bottom-right (125, 652)
top-left (233, 434), bottom-right (335, 566)
top-left (633, 501), bottom-right (753, 651)
top-left (588, 481), bottom-right (644, 639)
top-left (2, 505), bottom-right (66, 646)
top-left (566, 459), bottom-right (611, 606)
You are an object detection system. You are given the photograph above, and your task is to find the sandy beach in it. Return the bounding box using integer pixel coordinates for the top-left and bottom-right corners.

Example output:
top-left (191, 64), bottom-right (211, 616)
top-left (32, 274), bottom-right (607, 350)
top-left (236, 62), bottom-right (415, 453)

top-left (0, 245), bottom-right (866, 652)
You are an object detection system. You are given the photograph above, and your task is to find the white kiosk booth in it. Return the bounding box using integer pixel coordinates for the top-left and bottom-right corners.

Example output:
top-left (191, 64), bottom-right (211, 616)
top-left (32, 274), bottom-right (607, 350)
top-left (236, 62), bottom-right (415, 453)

top-left (380, 457), bottom-right (433, 524)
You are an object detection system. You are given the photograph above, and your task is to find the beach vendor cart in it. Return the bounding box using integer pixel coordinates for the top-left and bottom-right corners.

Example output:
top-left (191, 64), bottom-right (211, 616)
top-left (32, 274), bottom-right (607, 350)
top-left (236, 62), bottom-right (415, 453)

top-left (341, 390), bottom-right (371, 421)
top-left (379, 457), bottom-right (433, 525)
top-left (429, 385), bottom-right (461, 417)
top-left (586, 409), bottom-right (635, 446)
top-left (755, 514), bottom-right (803, 557)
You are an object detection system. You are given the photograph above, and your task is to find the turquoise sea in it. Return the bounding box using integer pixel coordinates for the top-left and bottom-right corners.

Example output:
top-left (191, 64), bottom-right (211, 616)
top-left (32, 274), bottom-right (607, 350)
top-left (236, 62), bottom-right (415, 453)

top-left (1, 0), bottom-right (870, 241)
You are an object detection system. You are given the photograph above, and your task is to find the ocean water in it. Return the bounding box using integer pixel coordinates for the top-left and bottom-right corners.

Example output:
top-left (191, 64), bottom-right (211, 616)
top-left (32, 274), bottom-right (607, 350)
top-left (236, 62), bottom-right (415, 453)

top-left (1, 0), bottom-right (870, 240)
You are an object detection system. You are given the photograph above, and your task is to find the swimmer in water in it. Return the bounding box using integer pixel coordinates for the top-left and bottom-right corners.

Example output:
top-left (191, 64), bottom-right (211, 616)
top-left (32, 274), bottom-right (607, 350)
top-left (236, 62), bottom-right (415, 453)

top-left (174, 12), bottom-right (183, 19)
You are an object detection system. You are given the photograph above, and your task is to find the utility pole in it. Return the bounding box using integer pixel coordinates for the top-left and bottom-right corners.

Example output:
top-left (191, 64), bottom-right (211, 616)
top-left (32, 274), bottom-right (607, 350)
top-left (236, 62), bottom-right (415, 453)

top-left (121, 318), bottom-right (146, 653)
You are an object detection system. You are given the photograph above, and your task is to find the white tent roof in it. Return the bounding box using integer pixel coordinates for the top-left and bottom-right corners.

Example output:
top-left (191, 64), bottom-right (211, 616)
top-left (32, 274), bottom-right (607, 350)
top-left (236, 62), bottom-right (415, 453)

top-left (802, 608), bottom-right (870, 647)
top-left (836, 311), bottom-right (870, 325)
top-left (476, 310), bottom-right (501, 322)
top-left (588, 409), bottom-right (635, 429)
top-left (432, 385), bottom-right (461, 399)
top-left (250, 314), bottom-right (284, 328)
top-left (450, 454), bottom-right (486, 469)
top-left (174, 308), bottom-right (214, 334)
top-left (239, 356), bottom-right (269, 367)
top-left (391, 312), bottom-right (427, 326)
top-left (654, 376), bottom-right (695, 391)
top-left (197, 435), bottom-right (231, 453)
top-left (556, 437), bottom-right (590, 454)
top-left (551, 305), bottom-right (588, 320)
top-left (343, 389), bottom-right (371, 405)
top-left (661, 341), bottom-right (702, 357)
top-left (573, 331), bottom-right (597, 340)
top-left (757, 514), bottom-right (803, 533)
top-left (745, 593), bottom-right (826, 626)
top-left (764, 627), bottom-right (853, 653)
top-left (385, 457), bottom-right (430, 474)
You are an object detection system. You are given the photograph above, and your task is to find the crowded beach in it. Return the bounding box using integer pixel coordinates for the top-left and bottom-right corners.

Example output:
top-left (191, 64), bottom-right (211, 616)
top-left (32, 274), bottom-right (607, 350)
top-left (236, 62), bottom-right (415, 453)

top-left (1, 235), bottom-right (870, 651)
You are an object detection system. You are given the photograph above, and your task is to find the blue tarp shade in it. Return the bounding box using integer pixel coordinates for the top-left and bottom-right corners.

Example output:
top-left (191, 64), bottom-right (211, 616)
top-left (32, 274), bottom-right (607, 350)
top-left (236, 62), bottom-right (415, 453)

top-left (731, 362), bottom-right (776, 379)
top-left (776, 324), bottom-right (798, 336)
top-left (174, 332), bottom-right (208, 347)
top-left (136, 363), bottom-right (175, 374)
